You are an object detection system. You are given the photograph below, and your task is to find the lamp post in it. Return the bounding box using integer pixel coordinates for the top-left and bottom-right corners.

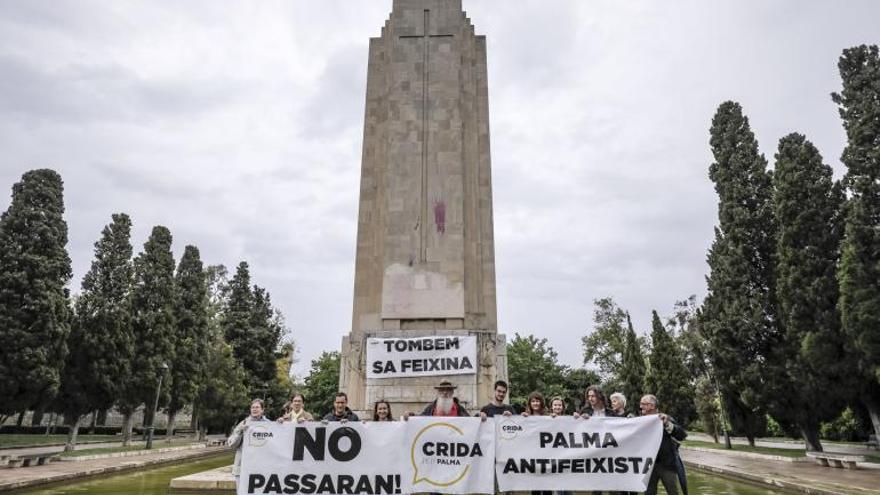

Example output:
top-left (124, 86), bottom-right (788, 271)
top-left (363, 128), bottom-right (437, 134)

top-left (146, 362), bottom-right (169, 450)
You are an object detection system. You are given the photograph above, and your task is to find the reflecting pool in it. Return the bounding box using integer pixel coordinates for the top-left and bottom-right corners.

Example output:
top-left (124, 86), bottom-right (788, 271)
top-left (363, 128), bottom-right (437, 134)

top-left (7, 455), bottom-right (787, 495)
top-left (9, 453), bottom-right (233, 495)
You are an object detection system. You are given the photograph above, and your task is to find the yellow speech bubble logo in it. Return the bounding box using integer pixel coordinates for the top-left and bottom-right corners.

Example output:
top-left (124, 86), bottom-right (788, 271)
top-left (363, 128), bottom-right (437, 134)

top-left (410, 422), bottom-right (471, 487)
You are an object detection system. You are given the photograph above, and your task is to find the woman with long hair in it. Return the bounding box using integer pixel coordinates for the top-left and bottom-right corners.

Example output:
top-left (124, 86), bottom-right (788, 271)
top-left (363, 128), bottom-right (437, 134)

top-left (522, 391), bottom-right (547, 416)
top-left (372, 399), bottom-right (394, 421)
top-left (549, 396), bottom-right (566, 416)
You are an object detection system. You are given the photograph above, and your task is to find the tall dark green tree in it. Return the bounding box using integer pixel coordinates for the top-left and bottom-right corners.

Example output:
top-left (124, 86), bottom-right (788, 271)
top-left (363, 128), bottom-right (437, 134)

top-left (0, 169), bottom-right (72, 416)
top-left (195, 333), bottom-right (249, 436)
top-left (58, 213), bottom-right (134, 451)
top-left (771, 133), bottom-right (846, 451)
top-left (582, 297), bottom-right (628, 386)
top-left (644, 310), bottom-right (694, 425)
top-left (166, 245), bottom-right (209, 439)
top-left (224, 262), bottom-right (256, 385)
top-left (833, 45), bottom-right (880, 439)
top-left (702, 101), bottom-right (775, 445)
top-left (120, 226), bottom-right (176, 444)
top-left (223, 262), bottom-right (286, 400)
top-left (302, 351), bottom-right (341, 418)
top-left (618, 314), bottom-right (646, 415)
top-left (250, 287), bottom-right (284, 387)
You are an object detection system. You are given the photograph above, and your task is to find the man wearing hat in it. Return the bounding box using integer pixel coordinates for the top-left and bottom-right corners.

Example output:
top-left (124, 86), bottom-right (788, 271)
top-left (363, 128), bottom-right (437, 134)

top-left (419, 380), bottom-right (471, 417)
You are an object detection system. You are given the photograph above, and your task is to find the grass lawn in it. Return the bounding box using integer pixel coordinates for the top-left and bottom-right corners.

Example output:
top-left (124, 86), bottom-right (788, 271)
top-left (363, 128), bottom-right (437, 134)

top-left (58, 438), bottom-right (197, 457)
top-left (0, 434), bottom-right (117, 448)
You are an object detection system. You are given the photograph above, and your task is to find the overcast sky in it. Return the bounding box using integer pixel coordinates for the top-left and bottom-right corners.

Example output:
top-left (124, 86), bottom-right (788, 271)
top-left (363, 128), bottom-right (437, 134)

top-left (1, 1), bottom-right (878, 377)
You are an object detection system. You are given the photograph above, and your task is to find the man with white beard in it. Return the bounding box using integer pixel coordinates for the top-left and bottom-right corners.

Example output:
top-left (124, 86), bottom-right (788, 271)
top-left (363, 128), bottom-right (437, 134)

top-left (408, 380), bottom-right (471, 417)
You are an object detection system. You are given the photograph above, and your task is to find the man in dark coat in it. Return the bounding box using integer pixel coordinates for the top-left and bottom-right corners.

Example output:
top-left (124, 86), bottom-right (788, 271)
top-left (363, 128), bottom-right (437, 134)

top-left (576, 385), bottom-right (615, 418)
top-left (323, 392), bottom-right (360, 422)
top-left (640, 394), bottom-right (687, 495)
top-left (419, 380), bottom-right (470, 416)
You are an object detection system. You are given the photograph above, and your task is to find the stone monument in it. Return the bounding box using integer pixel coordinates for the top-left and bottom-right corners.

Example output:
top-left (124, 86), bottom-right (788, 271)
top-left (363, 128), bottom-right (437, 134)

top-left (339, 0), bottom-right (507, 416)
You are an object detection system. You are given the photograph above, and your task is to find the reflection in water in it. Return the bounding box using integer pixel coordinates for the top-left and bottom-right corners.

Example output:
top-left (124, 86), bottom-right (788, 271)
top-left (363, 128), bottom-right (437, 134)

top-left (9, 454), bottom-right (233, 495)
top-left (8, 454), bottom-right (784, 495)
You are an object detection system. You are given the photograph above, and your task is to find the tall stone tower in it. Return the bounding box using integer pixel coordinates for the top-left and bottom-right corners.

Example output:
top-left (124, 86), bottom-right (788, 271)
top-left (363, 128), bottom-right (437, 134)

top-left (340, 0), bottom-right (506, 415)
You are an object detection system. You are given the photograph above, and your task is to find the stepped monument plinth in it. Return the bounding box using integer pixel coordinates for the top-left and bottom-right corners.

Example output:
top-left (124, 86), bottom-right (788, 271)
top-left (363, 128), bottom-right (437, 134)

top-left (339, 0), bottom-right (507, 416)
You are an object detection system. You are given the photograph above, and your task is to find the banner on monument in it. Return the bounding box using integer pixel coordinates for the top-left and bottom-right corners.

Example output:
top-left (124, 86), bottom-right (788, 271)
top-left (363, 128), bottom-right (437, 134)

top-left (238, 418), bottom-right (495, 495)
top-left (366, 335), bottom-right (477, 378)
top-left (403, 417), bottom-right (495, 494)
top-left (494, 415), bottom-right (663, 492)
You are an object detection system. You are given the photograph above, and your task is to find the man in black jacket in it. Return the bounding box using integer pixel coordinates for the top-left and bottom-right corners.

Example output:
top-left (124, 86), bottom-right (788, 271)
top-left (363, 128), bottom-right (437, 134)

top-left (640, 394), bottom-right (687, 495)
top-left (576, 385), bottom-right (615, 418)
top-left (323, 392), bottom-right (360, 422)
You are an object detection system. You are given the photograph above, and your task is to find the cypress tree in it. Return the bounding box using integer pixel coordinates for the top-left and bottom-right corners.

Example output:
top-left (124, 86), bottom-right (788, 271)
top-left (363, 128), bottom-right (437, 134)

top-left (644, 310), bottom-right (693, 425)
top-left (619, 314), bottom-right (646, 415)
top-left (0, 169), bottom-right (72, 416)
top-left (123, 226), bottom-right (176, 442)
top-left (222, 261), bottom-right (254, 378)
top-left (58, 213), bottom-right (134, 451)
top-left (702, 101), bottom-right (775, 445)
top-left (166, 245), bottom-right (209, 439)
top-left (771, 133), bottom-right (846, 451)
top-left (833, 45), bottom-right (880, 439)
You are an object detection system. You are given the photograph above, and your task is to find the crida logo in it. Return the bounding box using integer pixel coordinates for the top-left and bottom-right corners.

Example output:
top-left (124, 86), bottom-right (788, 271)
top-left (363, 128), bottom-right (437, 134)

top-left (410, 422), bottom-right (483, 487)
top-left (249, 425), bottom-right (273, 447)
top-left (499, 418), bottom-right (523, 440)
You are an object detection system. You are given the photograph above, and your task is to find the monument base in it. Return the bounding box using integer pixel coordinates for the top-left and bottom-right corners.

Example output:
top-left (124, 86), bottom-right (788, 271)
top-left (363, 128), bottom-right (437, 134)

top-left (339, 330), bottom-right (507, 417)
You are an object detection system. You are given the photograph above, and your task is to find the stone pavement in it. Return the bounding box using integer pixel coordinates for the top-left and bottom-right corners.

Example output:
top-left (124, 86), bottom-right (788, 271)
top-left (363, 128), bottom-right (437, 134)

top-left (689, 432), bottom-right (879, 457)
top-left (0, 444), bottom-right (229, 492)
top-left (681, 448), bottom-right (880, 495)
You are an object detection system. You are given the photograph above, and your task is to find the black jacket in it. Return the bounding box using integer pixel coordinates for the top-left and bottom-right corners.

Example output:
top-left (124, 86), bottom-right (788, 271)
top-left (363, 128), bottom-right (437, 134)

top-left (580, 406), bottom-right (616, 417)
top-left (656, 416), bottom-right (687, 469)
top-left (323, 408), bottom-right (360, 422)
top-left (420, 397), bottom-right (470, 416)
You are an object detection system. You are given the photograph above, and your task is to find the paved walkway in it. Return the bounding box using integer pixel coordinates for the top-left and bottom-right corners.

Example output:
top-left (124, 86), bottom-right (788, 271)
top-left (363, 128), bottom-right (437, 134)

top-left (0, 435), bottom-right (224, 457)
top-left (0, 444), bottom-right (229, 492)
top-left (682, 448), bottom-right (880, 495)
top-left (689, 432), bottom-right (878, 457)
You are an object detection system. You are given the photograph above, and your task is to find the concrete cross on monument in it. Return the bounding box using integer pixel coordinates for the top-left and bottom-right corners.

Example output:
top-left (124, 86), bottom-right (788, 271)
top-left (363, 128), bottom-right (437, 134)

top-left (399, 9), bottom-right (454, 263)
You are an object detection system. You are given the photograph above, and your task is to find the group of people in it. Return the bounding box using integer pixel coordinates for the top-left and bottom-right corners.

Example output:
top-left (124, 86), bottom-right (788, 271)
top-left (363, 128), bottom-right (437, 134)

top-left (227, 380), bottom-right (687, 495)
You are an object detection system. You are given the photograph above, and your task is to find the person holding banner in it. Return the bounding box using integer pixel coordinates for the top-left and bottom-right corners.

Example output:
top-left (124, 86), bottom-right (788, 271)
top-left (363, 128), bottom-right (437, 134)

top-left (610, 392), bottom-right (633, 418)
top-left (323, 392), bottom-right (360, 422)
top-left (575, 385), bottom-right (614, 418)
top-left (406, 380), bottom-right (471, 417)
top-left (522, 391), bottom-right (548, 416)
top-left (372, 399), bottom-right (395, 421)
top-left (227, 398), bottom-right (272, 486)
top-left (278, 393), bottom-right (314, 423)
top-left (549, 396), bottom-right (567, 416)
top-left (478, 380), bottom-right (515, 418)
top-left (640, 394), bottom-right (687, 495)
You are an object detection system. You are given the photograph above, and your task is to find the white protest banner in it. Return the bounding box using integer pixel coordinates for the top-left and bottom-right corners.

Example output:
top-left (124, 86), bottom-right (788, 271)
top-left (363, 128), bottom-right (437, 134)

top-left (495, 415), bottom-right (663, 492)
top-left (366, 336), bottom-right (477, 378)
top-left (403, 417), bottom-right (495, 495)
top-left (238, 421), bottom-right (405, 495)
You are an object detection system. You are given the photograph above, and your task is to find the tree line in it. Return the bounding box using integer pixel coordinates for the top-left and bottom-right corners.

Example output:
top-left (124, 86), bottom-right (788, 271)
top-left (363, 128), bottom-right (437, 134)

top-left (515, 45), bottom-right (880, 452)
top-left (0, 172), bottom-right (294, 450)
